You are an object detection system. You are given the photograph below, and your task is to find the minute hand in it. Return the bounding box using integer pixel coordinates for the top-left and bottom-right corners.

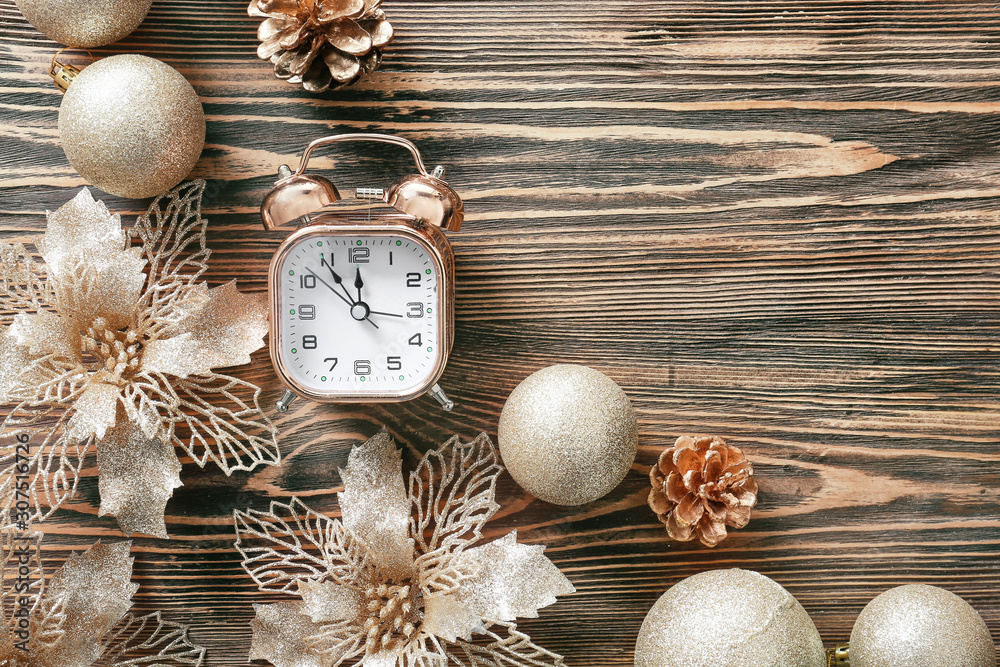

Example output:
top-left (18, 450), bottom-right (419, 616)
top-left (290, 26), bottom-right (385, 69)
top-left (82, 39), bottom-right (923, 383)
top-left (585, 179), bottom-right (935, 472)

top-left (322, 257), bottom-right (357, 306)
top-left (305, 269), bottom-right (379, 329)
top-left (306, 269), bottom-right (351, 307)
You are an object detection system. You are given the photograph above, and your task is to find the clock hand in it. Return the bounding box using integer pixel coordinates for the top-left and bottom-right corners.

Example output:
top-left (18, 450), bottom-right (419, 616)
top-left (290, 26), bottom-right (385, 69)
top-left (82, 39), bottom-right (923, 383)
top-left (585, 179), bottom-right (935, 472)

top-left (321, 256), bottom-right (357, 306)
top-left (306, 269), bottom-right (351, 307)
top-left (368, 310), bottom-right (403, 318)
top-left (306, 268), bottom-right (380, 329)
top-left (354, 267), bottom-right (363, 304)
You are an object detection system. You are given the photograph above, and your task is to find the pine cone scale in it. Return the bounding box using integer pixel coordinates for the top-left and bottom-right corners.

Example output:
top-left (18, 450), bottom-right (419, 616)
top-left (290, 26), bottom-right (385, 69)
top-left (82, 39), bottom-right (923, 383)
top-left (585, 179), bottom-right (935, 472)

top-left (326, 21), bottom-right (373, 56)
top-left (648, 435), bottom-right (759, 548)
top-left (324, 48), bottom-right (362, 82)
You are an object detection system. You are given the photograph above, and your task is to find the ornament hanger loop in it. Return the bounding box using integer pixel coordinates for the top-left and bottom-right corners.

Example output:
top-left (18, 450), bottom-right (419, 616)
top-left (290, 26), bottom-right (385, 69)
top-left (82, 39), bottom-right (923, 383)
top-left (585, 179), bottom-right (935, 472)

top-left (293, 133), bottom-right (430, 179)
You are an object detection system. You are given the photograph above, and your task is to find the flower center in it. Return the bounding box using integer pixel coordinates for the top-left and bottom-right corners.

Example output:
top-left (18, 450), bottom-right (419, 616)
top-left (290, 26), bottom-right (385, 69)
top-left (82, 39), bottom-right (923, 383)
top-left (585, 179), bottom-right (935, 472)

top-left (81, 317), bottom-right (144, 385)
top-left (361, 581), bottom-right (421, 653)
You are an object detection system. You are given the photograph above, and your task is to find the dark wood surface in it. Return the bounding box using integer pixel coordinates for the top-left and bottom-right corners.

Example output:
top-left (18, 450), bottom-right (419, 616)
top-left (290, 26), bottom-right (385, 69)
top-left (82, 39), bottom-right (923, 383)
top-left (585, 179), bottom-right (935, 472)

top-left (2, 0), bottom-right (999, 663)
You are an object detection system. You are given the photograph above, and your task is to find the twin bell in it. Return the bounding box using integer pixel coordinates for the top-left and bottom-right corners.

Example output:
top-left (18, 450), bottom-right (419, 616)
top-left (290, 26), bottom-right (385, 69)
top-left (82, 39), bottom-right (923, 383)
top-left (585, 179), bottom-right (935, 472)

top-left (260, 133), bottom-right (463, 232)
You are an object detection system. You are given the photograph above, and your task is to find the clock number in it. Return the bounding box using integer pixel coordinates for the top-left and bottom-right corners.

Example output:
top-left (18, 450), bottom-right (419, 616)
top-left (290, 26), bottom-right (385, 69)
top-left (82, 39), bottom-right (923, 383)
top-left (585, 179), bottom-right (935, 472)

top-left (407, 302), bottom-right (424, 318)
top-left (324, 357), bottom-right (338, 371)
top-left (300, 274), bottom-right (316, 289)
top-left (349, 247), bottom-right (370, 264)
top-left (406, 272), bottom-right (421, 287)
top-left (408, 333), bottom-right (422, 346)
top-left (354, 360), bottom-right (371, 375)
top-left (389, 251), bottom-right (393, 266)
top-left (302, 335), bottom-right (317, 350)
top-left (387, 356), bottom-right (402, 371)
top-left (298, 304), bottom-right (316, 320)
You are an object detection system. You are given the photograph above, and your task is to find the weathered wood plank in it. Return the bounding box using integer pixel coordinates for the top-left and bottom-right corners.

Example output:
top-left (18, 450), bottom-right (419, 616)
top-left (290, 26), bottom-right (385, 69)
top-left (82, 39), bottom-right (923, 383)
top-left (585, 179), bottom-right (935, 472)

top-left (1, 0), bottom-right (999, 664)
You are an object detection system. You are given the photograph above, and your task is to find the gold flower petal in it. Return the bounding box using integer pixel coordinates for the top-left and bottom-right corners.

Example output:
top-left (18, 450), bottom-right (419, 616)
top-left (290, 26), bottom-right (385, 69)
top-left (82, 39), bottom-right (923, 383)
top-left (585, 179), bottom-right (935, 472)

top-left (141, 333), bottom-right (213, 378)
top-left (0, 242), bottom-right (54, 314)
top-left (455, 530), bottom-right (575, 623)
top-left (37, 188), bottom-right (125, 278)
top-left (323, 47), bottom-right (362, 82)
top-left (338, 429), bottom-right (414, 579)
top-left (324, 19), bottom-right (372, 56)
top-left (361, 651), bottom-right (398, 667)
top-left (0, 328), bottom-right (34, 402)
top-left (55, 249), bottom-right (147, 330)
top-left (249, 601), bottom-right (325, 667)
top-left (298, 580), bottom-right (363, 624)
top-left (96, 419), bottom-right (182, 539)
top-left (130, 371), bottom-right (278, 474)
top-left (9, 311), bottom-right (79, 360)
top-left (39, 542), bottom-right (137, 660)
top-left (66, 382), bottom-right (120, 442)
top-left (98, 612), bottom-right (205, 664)
top-left (421, 594), bottom-right (484, 642)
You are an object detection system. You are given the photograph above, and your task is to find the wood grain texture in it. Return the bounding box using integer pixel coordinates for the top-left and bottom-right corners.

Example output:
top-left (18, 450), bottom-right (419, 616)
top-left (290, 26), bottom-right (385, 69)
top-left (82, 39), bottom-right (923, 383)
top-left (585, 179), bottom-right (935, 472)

top-left (1, 0), bottom-right (999, 663)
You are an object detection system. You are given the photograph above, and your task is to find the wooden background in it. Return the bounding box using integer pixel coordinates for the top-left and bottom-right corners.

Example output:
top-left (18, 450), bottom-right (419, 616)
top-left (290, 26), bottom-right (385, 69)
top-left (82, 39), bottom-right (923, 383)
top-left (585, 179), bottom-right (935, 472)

top-left (2, 0), bottom-right (999, 663)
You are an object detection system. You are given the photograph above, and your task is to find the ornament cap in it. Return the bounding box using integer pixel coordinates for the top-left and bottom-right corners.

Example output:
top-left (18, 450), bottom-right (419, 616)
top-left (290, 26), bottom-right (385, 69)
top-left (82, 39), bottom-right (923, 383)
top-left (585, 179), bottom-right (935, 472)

top-left (826, 644), bottom-right (850, 666)
top-left (48, 48), bottom-right (92, 92)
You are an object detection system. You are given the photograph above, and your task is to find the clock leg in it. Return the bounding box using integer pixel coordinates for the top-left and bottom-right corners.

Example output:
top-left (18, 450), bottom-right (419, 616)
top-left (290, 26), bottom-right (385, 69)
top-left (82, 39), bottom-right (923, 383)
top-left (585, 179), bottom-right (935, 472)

top-left (428, 384), bottom-right (454, 411)
top-left (275, 389), bottom-right (296, 413)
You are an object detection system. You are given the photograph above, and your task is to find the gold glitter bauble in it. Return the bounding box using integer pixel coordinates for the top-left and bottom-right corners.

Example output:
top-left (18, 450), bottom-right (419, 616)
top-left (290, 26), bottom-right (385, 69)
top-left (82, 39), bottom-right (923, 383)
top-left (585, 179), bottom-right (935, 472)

top-left (498, 364), bottom-right (637, 506)
top-left (850, 584), bottom-right (996, 667)
top-left (14, 0), bottom-right (152, 47)
top-left (59, 54), bottom-right (205, 199)
top-left (634, 569), bottom-right (826, 667)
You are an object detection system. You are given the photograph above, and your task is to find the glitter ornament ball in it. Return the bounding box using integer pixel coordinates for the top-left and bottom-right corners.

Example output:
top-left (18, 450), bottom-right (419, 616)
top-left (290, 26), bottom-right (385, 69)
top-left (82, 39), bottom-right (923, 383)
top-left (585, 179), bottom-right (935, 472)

top-left (498, 364), bottom-right (637, 506)
top-left (849, 584), bottom-right (996, 667)
top-left (634, 568), bottom-right (826, 667)
top-left (58, 54), bottom-right (205, 199)
top-left (15, 0), bottom-right (152, 47)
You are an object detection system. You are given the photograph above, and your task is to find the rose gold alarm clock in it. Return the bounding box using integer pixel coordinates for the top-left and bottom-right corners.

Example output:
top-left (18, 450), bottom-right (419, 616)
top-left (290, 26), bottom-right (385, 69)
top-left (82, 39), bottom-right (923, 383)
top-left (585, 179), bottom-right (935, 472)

top-left (259, 134), bottom-right (463, 413)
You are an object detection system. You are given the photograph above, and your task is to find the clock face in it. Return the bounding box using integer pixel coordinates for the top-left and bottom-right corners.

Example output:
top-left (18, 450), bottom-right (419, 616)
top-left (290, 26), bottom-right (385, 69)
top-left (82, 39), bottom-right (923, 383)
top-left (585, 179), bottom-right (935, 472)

top-left (273, 230), bottom-right (445, 399)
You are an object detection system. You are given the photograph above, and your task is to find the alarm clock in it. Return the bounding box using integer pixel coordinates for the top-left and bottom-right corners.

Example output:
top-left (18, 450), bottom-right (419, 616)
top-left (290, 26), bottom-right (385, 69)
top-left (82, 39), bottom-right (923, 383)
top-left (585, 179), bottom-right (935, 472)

top-left (260, 133), bottom-right (464, 412)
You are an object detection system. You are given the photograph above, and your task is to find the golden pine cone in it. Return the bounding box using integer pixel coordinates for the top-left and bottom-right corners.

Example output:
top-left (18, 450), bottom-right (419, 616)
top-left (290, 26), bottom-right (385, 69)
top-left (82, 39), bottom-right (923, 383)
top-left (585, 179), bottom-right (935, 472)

top-left (648, 435), bottom-right (758, 547)
top-left (249, 0), bottom-right (394, 93)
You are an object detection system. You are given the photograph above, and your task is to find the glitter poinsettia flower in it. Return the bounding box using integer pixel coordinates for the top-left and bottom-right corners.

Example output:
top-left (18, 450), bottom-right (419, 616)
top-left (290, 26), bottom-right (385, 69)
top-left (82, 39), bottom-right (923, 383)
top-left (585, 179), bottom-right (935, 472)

top-left (0, 533), bottom-right (205, 665)
top-left (234, 429), bottom-right (576, 667)
top-left (648, 435), bottom-right (758, 548)
top-left (249, 0), bottom-right (394, 92)
top-left (0, 181), bottom-right (278, 538)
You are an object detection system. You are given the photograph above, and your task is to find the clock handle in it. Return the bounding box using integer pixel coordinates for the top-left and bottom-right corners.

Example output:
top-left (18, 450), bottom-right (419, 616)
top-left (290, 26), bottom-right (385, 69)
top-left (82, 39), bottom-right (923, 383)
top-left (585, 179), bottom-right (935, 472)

top-left (294, 133), bottom-right (431, 177)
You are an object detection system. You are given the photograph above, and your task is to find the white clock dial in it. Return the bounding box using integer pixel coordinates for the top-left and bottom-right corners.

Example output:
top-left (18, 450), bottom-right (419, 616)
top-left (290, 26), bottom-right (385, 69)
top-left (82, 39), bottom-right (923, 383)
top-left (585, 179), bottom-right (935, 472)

top-left (276, 233), bottom-right (443, 397)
